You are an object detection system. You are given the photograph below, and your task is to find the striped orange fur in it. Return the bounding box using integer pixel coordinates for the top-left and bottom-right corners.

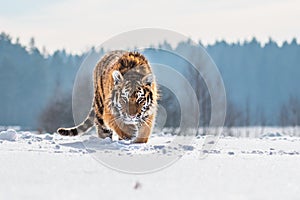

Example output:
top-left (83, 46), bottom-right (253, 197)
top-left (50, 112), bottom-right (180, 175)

top-left (57, 50), bottom-right (158, 143)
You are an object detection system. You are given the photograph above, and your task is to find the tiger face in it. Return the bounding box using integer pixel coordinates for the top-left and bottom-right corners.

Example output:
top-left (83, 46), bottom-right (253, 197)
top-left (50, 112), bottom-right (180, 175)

top-left (110, 70), bottom-right (155, 125)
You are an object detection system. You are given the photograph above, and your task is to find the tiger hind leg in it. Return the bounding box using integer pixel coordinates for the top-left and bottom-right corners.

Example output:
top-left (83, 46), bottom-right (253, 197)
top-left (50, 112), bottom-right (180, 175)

top-left (96, 125), bottom-right (113, 139)
top-left (94, 118), bottom-right (113, 139)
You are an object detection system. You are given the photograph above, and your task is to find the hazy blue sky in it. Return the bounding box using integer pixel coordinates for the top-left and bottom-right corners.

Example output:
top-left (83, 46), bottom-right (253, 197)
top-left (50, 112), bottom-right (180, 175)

top-left (1, 0), bottom-right (300, 53)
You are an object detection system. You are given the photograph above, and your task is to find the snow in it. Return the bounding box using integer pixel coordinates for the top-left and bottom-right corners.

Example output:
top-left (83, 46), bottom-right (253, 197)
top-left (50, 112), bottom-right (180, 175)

top-left (0, 129), bottom-right (17, 141)
top-left (0, 128), bottom-right (300, 200)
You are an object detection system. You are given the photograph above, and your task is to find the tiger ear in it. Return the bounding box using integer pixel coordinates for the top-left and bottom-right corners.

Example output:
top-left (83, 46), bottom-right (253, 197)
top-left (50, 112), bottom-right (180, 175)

top-left (142, 74), bottom-right (153, 86)
top-left (112, 70), bottom-right (124, 85)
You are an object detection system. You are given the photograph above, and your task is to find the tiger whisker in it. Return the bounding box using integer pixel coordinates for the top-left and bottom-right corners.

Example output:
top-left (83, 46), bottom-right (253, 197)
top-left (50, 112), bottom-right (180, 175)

top-left (141, 118), bottom-right (151, 128)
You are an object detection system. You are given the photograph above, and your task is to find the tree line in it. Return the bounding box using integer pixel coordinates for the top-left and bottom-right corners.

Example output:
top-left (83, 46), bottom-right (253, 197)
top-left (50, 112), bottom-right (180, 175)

top-left (0, 32), bottom-right (300, 132)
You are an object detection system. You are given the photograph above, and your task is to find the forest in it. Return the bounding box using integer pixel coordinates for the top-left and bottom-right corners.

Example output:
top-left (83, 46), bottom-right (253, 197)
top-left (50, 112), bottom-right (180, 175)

top-left (0, 32), bottom-right (299, 132)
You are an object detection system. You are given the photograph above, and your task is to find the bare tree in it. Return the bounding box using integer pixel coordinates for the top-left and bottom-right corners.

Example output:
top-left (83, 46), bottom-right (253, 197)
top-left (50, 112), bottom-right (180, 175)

top-left (279, 104), bottom-right (288, 127)
top-left (279, 95), bottom-right (300, 136)
top-left (259, 109), bottom-right (267, 136)
top-left (244, 97), bottom-right (250, 137)
top-left (38, 85), bottom-right (74, 133)
top-left (225, 101), bottom-right (244, 136)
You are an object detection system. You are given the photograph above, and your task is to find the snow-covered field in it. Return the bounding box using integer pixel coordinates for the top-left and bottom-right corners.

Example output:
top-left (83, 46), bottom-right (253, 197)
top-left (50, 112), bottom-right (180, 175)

top-left (1, 128), bottom-right (300, 200)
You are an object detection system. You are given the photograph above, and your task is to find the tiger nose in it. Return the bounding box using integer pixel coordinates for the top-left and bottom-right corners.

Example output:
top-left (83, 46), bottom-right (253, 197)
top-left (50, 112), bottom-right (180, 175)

top-left (128, 114), bottom-right (135, 119)
top-left (128, 101), bottom-right (137, 115)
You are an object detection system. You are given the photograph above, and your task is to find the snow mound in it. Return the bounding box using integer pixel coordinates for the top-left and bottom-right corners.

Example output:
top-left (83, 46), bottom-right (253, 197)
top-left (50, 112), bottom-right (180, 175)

top-left (0, 129), bottom-right (17, 141)
top-left (260, 132), bottom-right (283, 138)
top-left (79, 136), bottom-right (159, 153)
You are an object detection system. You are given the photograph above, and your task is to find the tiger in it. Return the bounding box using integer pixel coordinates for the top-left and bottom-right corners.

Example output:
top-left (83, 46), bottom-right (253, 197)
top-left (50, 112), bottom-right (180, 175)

top-left (57, 50), bottom-right (158, 143)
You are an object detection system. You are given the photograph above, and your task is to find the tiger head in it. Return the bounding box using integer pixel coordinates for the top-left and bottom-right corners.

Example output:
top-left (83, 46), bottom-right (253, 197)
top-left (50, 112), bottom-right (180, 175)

top-left (110, 70), bottom-right (156, 125)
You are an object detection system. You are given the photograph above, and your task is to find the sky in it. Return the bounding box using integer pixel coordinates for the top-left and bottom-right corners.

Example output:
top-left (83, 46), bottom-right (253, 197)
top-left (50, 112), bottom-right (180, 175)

top-left (1, 0), bottom-right (300, 54)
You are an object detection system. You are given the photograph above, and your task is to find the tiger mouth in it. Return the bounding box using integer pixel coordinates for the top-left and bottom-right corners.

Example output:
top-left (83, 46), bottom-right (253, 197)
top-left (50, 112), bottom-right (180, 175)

top-left (123, 118), bottom-right (139, 124)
